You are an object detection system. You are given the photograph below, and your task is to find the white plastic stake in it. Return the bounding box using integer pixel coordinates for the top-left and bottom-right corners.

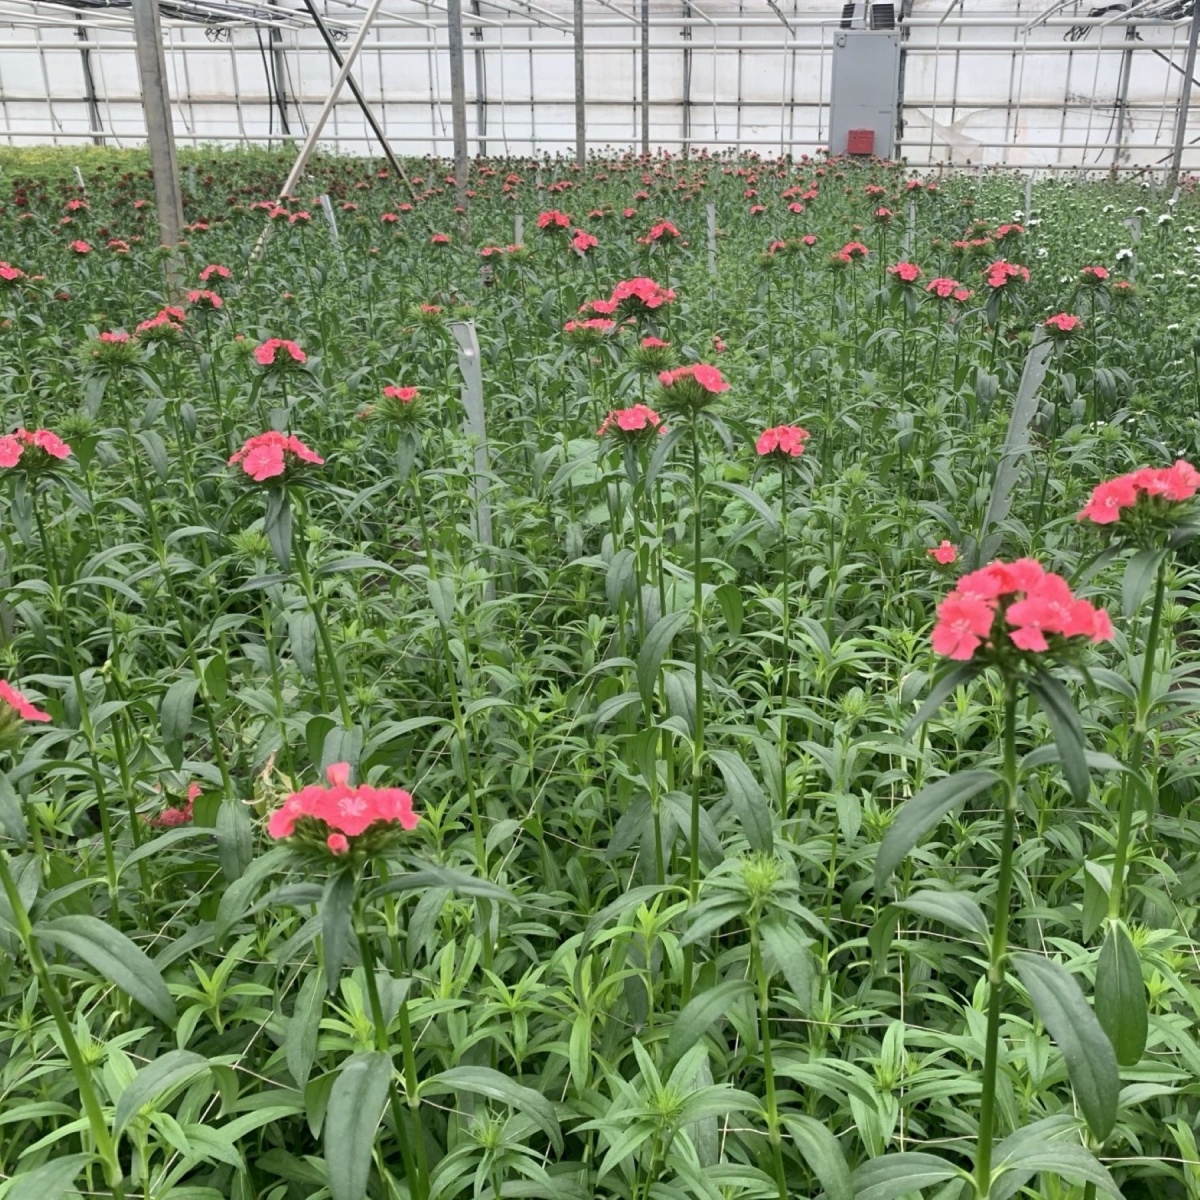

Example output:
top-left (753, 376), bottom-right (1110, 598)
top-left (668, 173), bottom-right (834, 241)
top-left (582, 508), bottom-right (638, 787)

top-left (1024, 173), bottom-right (1033, 219)
top-left (319, 193), bottom-right (340, 246)
top-left (450, 321), bottom-right (496, 601)
top-left (901, 200), bottom-right (915, 256)
top-left (73, 165), bottom-right (86, 192)
top-left (514, 213), bottom-right (524, 245)
top-left (706, 203), bottom-right (717, 276)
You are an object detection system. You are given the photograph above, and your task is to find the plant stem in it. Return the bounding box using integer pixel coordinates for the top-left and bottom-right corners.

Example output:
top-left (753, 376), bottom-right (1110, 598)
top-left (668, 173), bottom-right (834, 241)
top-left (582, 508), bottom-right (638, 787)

top-left (0, 851), bottom-right (125, 1198)
top-left (778, 468), bottom-right (791, 817)
top-left (753, 927), bottom-right (787, 1200)
top-left (1109, 558), bottom-right (1168, 920)
top-left (975, 678), bottom-right (1019, 1199)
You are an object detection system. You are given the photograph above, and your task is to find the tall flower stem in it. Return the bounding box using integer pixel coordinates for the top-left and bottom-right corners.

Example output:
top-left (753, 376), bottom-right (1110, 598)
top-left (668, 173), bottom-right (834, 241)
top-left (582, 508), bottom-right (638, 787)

top-left (778, 467), bottom-right (791, 816)
top-left (0, 851), bottom-right (125, 1199)
top-left (1108, 558), bottom-right (1168, 920)
top-left (356, 909), bottom-right (429, 1200)
top-left (752, 926), bottom-right (787, 1200)
top-left (683, 422), bottom-right (706, 1003)
top-left (975, 678), bottom-right (1019, 1197)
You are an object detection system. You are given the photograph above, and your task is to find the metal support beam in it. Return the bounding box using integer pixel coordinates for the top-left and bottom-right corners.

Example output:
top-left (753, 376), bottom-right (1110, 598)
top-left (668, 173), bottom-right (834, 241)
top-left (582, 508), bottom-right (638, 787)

top-left (269, 0), bottom-right (292, 136)
top-left (130, 0), bottom-right (185, 253)
top-left (471, 0), bottom-right (487, 155)
top-left (76, 16), bottom-right (104, 147)
top-left (1170, 0), bottom-right (1200, 180)
top-left (300, 0), bottom-right (417, 195)
top-left (447, 0), bottom-right (470, 203)
top-left (641, 0), bottom-right (650, 154)
top-left (574, 0), bottom-right (585, 167)
top-left (1112, 24), bottom-right (1135, 173)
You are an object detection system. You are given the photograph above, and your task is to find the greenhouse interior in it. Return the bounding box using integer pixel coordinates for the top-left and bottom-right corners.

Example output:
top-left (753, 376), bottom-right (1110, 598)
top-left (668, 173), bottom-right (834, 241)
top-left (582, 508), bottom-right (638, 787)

top-left (2, 1), bottom-right (1200, 1199)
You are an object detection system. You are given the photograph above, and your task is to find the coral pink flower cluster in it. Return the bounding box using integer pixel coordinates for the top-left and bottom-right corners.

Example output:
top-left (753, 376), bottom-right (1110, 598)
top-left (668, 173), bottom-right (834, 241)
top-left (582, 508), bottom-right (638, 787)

top-left (146, 783), bottom-right (202, 829)
top-left (1078, 460), bottom-right (1200, 525)
top-left (0, 262), bottom-right (26, 284)
top-left (0, 680), bottom-right (51, 723)
top-left (585, 276), bottom-right (677, 317)
top-left (0, 428), bottom-right (72, 469)
top-left (887, 262), bottom-right (922, 284)
top-left (984, 260), bottom-right (1030, 289)
top-left (658, 363), bottom-right (729, 393)
top-left (383, 385), bottom-right (419, 403)
top-left (932, 559), bottom-right (1113, 661)
top-left (536, 209), bottom-right (572, 230)
top-left (254, 338), bottom-right (306, 367)
top-left (597, 404), bottom-right (664, 438)
top-left (756, 425), bottom-right (810, 458)
top-left (926, 277), bottom-right (971, 302)
top-left (572, 229), bottom-right (599, 254)
top-left (267, 762), bottom-right (420, 854)
top-left (229, 431), bottom-right (324, 482)
top-left (928, 540), bottom-right (959, 565)
top-left (1045, 312), bottom-right (1082, 335)
top-left (639, 220), bottom-right (681, 244)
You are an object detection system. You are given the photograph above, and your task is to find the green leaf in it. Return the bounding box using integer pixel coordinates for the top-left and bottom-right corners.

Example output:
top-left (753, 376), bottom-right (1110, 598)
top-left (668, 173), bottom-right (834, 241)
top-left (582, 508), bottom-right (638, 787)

top-left (990, 1138), bottom-right (1123, 1200)
top-left (636, 608), bottom-right (691, 709)
top-left (4, 1153), bottom-right (91, 1200)
top-left (666, 979), bottom-right (751, 1066)
top-left (709, 479), bottom-right (779, 532)
top-left (37, 915), bottom-right (176, 1025)
top-left (850, 1151), bottom-right (964, 1200)
top-left (1012, 951), bottom-right (1119, 1140)
top-left (1095, 922), bottom-right (1147, 1067)
top-left (760, 917), bottom-right (813, 1012)
top-left (892, 888), bottom-right (988, 940)
top-left (321, 870), bottom-right (357, 994)
top-left (289, 610), bottom-right (318, 678)
top-left (783, 1115), bottom-right (852, 1200)
top-left (0, 770), bottom-right (28, 846)
top-left (426, 574), bottom-right (456, 627)
top-left (119, 825), bottom-right (214, 879)
top-left (904, 662), bottom-right (981, 737)
top-left (325, 1052), bottom-right (391, 1200)
top-left (215, 797), bottom-right (254, 884)
top-left (422, 1066), bottom-right (563, 1153)
top-left (263, 486), bottom-right (292, 573)
top-left (114, 1050), bottom-right (212, 1135)
top-left (1027, 672), bottom-right (1090, 804)
top-left (160, 675), bottom-right (200, 770)
top-left (874, 770), bottom-right (999, 890)
top-left (286, 968), bottom-right (326, 1089)
top-left (1122, 547), bottom-right (1166, 619)
top-left (367, 865), bottom-right (512, 903)
top-left (708, 749), bottom-right (773, 854)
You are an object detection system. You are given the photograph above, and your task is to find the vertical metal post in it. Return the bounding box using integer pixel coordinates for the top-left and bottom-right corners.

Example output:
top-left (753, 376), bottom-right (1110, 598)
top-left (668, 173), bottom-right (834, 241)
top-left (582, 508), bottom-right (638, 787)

top-left (130, 0), bottom-right (184, 253)
top-left (472, 0), bottom-right (487, 156)
top-left (447, 0), bottom-right (470, 204)
top-left (269, 0), bottom-right (292, 137)
top-left (1112, 24), bottom-right (1135, 174)
top-left (450, 321), bottom-right (496, 602)
top-left (76, 17), bottom-right (104, 146)
top-left (1170, 0), bottom-right (1200, 181)
top-left (574, 0), bottom-right (586, 167)
top-left (641, 0), bottom-right (650, 155)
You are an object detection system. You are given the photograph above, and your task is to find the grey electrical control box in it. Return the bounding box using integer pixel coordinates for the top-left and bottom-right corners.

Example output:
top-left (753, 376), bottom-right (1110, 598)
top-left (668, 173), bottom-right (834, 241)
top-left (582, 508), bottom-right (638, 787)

top-left (829, 30), bottom-right (902, 160)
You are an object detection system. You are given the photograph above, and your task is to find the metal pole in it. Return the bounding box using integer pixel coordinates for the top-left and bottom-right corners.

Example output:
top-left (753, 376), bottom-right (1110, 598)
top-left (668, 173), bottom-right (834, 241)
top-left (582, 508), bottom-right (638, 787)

top-left (130, 0), bottom-right (184, 252)
top-left (300, 0), bottom-right (417, 196)
top-left (1170, 0), bottom-right (1200, 181)
top-left (472, 0), bottom-right (487, 156)
top-left (447, 0), bottom-right (470, 205)
top-left (76, 16), bottom-right (104, 146)
top-left (574, 0), bottom-right (586, 167)
top-left (1112, 24), bottom-right (1135, 174)
top-left (641, 0), bottom-right (650, 154)
top-left (274, 0), bottom-right (388, 203)
top-left (269, 0), bottom-right (292, 136)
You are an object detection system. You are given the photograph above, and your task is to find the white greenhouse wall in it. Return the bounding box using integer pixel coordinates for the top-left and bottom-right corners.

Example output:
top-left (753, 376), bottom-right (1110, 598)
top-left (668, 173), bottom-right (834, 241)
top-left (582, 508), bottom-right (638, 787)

top-left (0, 0), bottom-right (1197, 171)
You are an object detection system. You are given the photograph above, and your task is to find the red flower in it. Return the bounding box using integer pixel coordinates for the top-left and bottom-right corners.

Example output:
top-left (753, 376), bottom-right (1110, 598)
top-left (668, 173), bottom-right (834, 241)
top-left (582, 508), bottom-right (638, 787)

top-left (0, 262), bottom-right (26, 284)
top-left (984, 259), bottom-right (1029, 289)
top-left (756, 424), bottom-right (809, 458)
top-left (1079, 461), bottom-right (1200, 525)
top-left (639, 220), bottom-right (681, 244)
top-left (536, 209), bottom-right (572, 230)
top-left (931, 558), bottom-right (1111, 661)
top-left (926, 277), bottom-right (960, 299)
top-left (1044, 312), bottom-right (1082, 335)
top-left (254, 338), bottom-right (306, 367)
top-left (199, 263), bottom-right (232, 283)
top-left (266, 761), bottom-right (420, 846)
top-left (229, 431), bottom-right (324, 482)
top-left (430, 232), bottom-right (451, 245)
top-left (1080, 265), bottom-right (1109, 284)
top-left (0, 679), bottom-right (51, 723)
top-left (0, 428), bottom-right (72, 469)
top-left (928, 540), bottom-right (958, 564)
top-left (68, 240), bottom-right (92, 255)
top-left (641, 336), bottom-right (670, 348)
top-left (841, 241), bottom-right (868, 261)
top-left (188, 288), bottom-right (223, 310)
top-left (994, 223), bottom-right (1024, 240)
top-left (888, 261), bottom-right (922, 284)
top-left (597, 404), bottom-right (665, 437)
top-left (383, 385), bottom-right (419, 403)
top-left (873, 207), bottom-right (894, 224)
top-left (572, 229), bottom-right (599, 254)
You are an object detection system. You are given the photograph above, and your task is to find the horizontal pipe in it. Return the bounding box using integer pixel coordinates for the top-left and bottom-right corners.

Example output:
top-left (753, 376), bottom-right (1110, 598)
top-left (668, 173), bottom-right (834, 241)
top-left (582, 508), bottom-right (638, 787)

top-left (1, 36), bottom-right (1190, 50)
top-left (0, 92), bottom-right (1184, 112)
top-left (2, 126), bottom-right (1192, 155)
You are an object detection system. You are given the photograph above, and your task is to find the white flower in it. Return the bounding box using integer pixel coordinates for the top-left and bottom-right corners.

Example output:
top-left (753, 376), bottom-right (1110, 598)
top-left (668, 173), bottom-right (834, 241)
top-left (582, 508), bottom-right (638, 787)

top-left (1036, 247), bottom-right (1049, 258)
top-left (1103, 204), bottom-right (1114, 213)
top-left (1027, 218), bottom-right (1041, 227)
top-left (1159, 213), bottom-right (1173, 225)
top-left (1116, 248), bottom-right (1133, 261)
top-left (1168, 322), bottom-right (1181, 331)
top-left (1134, 205), bottom-right (1149, 214)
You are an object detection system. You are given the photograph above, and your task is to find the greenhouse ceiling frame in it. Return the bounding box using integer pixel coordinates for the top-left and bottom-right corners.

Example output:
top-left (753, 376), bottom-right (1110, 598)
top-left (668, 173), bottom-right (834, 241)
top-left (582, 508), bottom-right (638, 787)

top-left (2, 0), bottom-right (1200, 176)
